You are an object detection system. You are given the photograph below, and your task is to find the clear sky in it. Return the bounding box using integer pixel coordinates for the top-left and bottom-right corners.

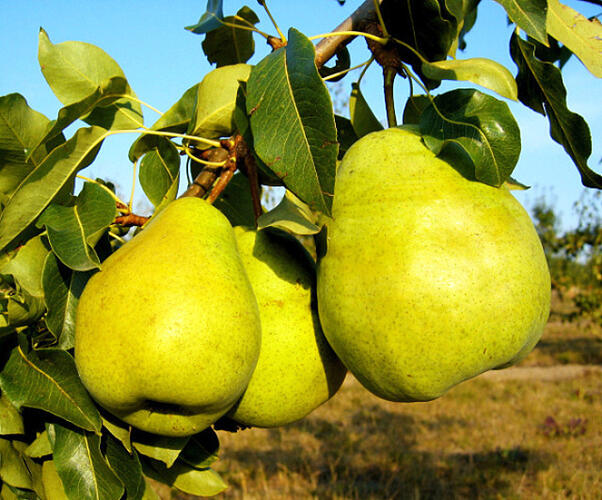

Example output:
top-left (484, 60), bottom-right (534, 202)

top-left (1, 1), bottom-right (600, 229)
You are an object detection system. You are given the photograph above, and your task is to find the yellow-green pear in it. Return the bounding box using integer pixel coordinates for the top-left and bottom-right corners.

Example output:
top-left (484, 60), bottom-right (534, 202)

top-left (75, 198), bottom-right (261, 437)
top-left (228, 227), bottom-right (346, 427)
top-left (317, 127), bottom-right (551, 402)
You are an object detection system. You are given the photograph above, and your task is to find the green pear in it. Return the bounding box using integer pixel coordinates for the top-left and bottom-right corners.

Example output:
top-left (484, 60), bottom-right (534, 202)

top-left (228, 228), bottom-right (346, 427)
top-left (75, 197), bottom-right (261, 436)
top-left (317, 127), bottom-right (551, 402)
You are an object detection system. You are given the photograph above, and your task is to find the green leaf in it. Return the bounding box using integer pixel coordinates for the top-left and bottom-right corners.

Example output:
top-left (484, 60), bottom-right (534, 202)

top-left (334, 115), bottom-right (358, 160)
top-left (102, 416), bottom-right (132, 454)
top-left (0, 235), bottom-right (50, 298)
top-left (142, 459), bottom-right (227, 497)
top-left (105, 434), bottom-right (145, 500)
top-left (4, 290), bottom-right (45, 332)
top-left (510, 33), bottom-right (602, 188)
top-left (49, 423), bottom-right (124, 500)
top-left (129, 83), bottom-right (198, 163)
top-left (0, 438), bottom-right (32, 489)
top-left (139, 139), bottom-right (180, 211)
top-left (546, 0), bottom-right (602, 78)
top-left (24, 431), bottom-right (52, 458)
top-left (422, 58), bottom-right (518, 100)
top-left (188, 63), bottom-right (251, 142)
top-left (185, 0), bottom-right (224, 34)
top-left (420, 88), bottom-right (521, 186)
top-left (0, 393), bottom-right (24, 435)
top-left (132, 434), bottom-right (190, 468)
top-left (179, 429), bottom-right (220, 469)
top-left (38, 28), bottom-right (143, 130)
top-left (0, 346), bottom-right (101, 432)
top-left (349, 83), bottom-right (383, 138)
top-left (202, 6), bottom-right (259, 67)
top-left (257, 191), bottom-right (321, 235)
top-left (493, 0), bottom-right (548, 44)
top-left (247, 28), bottom-right (338, 215)
top-left (403, 95), bottom-right (432, 125)
top-left (213, 172), bottom-right (256, 227)
top-left (38, 183), bottom-right (116, 272)
top-left (42, 253), bottom-right (93, 350)
top-left (0, 94), bottom-right (62, 197)
top-left (0, 126), bottom-right (106, 252)
top-left (41, 460), bottom-right (68, 499)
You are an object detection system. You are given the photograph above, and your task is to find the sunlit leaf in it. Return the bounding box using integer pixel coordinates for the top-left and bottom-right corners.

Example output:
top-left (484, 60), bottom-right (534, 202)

top-left (0, 346), bottom-right (101, 432)
top-left (42, 253), bottom-right (93, 349)
top-left (132, 434), bottom-right (190, 468)
top-left (0, 438), bottom-right (32, 489)
top-left (38, 28), bottom-right (143, 130)
top-left (510, 33), bottom-right (602, 188)
top-left (41, 460), bottom-right (68, 499)
top-left (247, 28), bottom-right (338, 215)
top-left (422, 58), bottom-right (518, 100)
top-left (142, 459), bottom-right (227, 497)
top-left (420, 88), bottom-right (521, 186)
top-left (546, 0), bottom-right (602, 78)
top-left (139, 139), bottom-right (180, 211)
top-left (0, 393), bottom-right (24, 435)
top-left (349, 83), bottom-right (383, 138)
top-left (0, 126), bottom-right (106, 252)
top-left (38, 183), bottom-right (116, 272)
top-left (49, 423), bottom-right (124, 500)
top-left (493, 0), bottom-right (548, 44)
top-left (24, 431), bottom-right (52, 458)
top-left (0, 235), bottom-right (50, 298)
top-left (202, 6), bottom-right (259, 67)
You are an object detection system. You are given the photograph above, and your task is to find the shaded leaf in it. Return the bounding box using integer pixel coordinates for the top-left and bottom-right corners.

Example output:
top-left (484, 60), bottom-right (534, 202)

top-left (546, 0), bottom-right (602, 78)
top-left (420, 88), bottom-right (521, 186)
top-left (334, 115), bottom-right (358, 159)
top-left (0, 235), bottom-right (50, 298)
top-left (179, 429), bottom-right (220, 469)
top-left (202, 6), bottom-right (259, 67)
top-left (139, 139), bottom-right (180, 211)
top-left (0, 126), bottom-right (106, 252)
top-left (42, 253), bottom-right (93, 349)
top-left (510, 33), bottom-right (602, 188)
top-left (0, 393), bottom-right (24, 435)
top-left (132, 434), bottom-right (190, 468)
top-left (129, 83), bottom-right (198, 163)
top-left (422, 57), bottom-right (518, 100)
top-left (49, 423), bottom-right (124, 500)
top-left (38, 28), bottom-right (143, 130)
top-left (403, 95), bottom-right (431, 125)
top-left (213, 172), bottom-right (256, 227)
top-left (258, 190), bottom-right (321, 235)
top-left (349, 83), bottom-right (383, 138)
top-left (0, 438), bottom-right (32, 489)
top-left (142, 459), bottom-right (227, 497)
top-left (38, 183), bottom-right (116, 272)
top-left (0, 346), bottom-right (101, 432)
top-left (24, 431), bottom-right (52, 458)
top-left (247, 28), bottom-right (338, 215)
top-left (4, 290), bottom-right (45, 332)
top-left (493, 0), bottom-right (548, 44)
top-left (105, 434), bottom-right (145, 500)
top-left (185, 0), bottom-right (224, 34)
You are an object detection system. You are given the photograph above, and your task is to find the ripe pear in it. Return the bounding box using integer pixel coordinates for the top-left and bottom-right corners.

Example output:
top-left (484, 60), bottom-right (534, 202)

top-left (75, 197), bottom-right (261, 436)
top-left (317, 127), bottom-right (551, 402)
top-left (228, 227), bottom-right (346, 427)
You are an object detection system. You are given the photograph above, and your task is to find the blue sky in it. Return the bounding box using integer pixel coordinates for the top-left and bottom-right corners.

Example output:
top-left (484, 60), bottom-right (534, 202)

top-left (1, 1), bottom-right (600, 229)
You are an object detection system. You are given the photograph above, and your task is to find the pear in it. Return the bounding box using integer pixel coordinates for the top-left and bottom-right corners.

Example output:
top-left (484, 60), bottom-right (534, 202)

top-left (229, 228), bottom-right (346, 427)
top-left (317, 127), bottom-right (551, 402)
top-left (75, 197), bottom-right (261, 436)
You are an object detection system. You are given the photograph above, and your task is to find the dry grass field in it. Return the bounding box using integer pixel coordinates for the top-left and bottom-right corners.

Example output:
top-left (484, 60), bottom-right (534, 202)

top-left (171, 294), bottom-right (602, 499)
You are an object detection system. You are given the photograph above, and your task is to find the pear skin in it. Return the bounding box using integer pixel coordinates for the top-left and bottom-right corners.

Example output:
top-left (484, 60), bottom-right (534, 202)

top-left (229, 228), bottom-right (346, 427)
top-left (317, 127), bottom-right (551, 402)
top-left (75, 198), bottom-right (261, 436)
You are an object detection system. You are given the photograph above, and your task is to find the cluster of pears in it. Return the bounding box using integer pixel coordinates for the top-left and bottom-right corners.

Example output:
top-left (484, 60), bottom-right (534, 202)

top-left (75, 125), bottom-right (551, 439)
top-left (74, 197), bottom-right (346, 437)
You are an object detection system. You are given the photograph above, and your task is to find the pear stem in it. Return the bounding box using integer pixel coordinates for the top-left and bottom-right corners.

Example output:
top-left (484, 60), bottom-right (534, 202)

top-left (384, 66), bottom-right (397, 128)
